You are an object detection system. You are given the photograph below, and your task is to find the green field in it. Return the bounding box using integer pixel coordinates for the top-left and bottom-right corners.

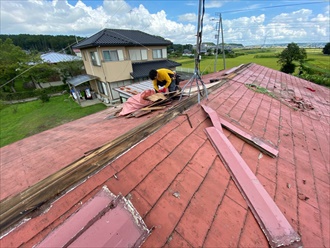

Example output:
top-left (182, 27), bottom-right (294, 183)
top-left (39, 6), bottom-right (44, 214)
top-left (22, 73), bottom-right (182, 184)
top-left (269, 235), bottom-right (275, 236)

top-left (0, 94), bottom-right (106, 147)
top-left (173, 48), bottom-right (329, 74)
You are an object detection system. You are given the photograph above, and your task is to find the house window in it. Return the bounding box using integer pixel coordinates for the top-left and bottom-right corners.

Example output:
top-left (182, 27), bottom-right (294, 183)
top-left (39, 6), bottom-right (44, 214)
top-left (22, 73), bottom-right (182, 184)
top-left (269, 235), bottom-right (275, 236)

top-left (90, 51), bottom-right (101, 66)
top-left (129, 49), bottom-right (147, 61)
top-left (152, 49), bottom-right (167, 59)
top-left (102, 82), bottom-right (108, 96)
top-left (97, 81), bottom-right (104, 94)
top-left (103, 50), bottom-right (124, 62)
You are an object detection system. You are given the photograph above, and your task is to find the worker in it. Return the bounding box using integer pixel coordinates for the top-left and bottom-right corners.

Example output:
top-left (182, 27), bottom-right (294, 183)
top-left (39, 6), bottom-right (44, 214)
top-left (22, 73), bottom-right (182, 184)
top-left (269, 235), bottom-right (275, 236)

top-left (149, 68), bottom-right (180, 93)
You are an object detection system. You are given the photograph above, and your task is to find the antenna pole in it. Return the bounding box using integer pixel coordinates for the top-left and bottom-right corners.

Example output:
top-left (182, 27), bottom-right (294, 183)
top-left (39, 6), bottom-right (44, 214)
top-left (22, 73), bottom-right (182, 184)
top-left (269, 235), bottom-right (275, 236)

top-left (220, 14), bottom-right (226, 69)
top-left (195, 0), bottom-right (202, 73)
top-left (180, 0), bottom-right (208, 103)
top-left (214, 14), bottom-right (221, 72)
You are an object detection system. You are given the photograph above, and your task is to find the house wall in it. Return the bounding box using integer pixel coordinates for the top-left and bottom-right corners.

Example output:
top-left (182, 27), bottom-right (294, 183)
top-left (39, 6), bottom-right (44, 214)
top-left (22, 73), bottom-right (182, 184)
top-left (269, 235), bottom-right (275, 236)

top-left (101, 60), bottom-right (133, 82)
top-left (80, 44), bottom-right (168, 103)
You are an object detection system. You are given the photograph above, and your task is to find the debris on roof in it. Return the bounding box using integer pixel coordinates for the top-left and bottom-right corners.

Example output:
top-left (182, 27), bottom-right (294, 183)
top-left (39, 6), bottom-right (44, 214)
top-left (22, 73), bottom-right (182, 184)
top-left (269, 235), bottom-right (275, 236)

top-left (114, 81), bottom-right (154, 100)
top-left (119, 90), bottom-right (182, 117)
top-left (202, 104), bottom-right (279, 157)
top-left (118, 89), bottom-right (155, 116)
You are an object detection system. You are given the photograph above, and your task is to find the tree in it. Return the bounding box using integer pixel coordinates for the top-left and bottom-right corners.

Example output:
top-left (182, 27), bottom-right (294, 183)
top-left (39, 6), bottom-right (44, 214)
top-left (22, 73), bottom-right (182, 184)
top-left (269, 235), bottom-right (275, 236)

top-left (0, 38), bottom-right (30, 91)
top-left (56, 60), bottom-right (84, 83)
top-left (322, 42), bottom-right (330, 55)
top-left (277, 42), bottom-right (307, 74)
top-left (20, 63), bottom-right (60, 90)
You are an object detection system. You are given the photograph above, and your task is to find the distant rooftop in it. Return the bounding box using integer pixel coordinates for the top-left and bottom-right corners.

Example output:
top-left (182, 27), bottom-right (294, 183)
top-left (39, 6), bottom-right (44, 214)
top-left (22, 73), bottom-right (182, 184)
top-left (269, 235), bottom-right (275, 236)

top-left (41, 52), bottom-right (81, 64)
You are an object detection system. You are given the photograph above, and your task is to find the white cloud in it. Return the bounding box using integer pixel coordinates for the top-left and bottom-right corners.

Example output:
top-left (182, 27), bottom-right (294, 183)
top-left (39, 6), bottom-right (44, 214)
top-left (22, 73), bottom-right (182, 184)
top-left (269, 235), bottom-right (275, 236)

top-left (178, 13), bottom-right (197, 23)
top-left (312, 13), bottom-right (329, 22)
top-left (205, 1), bottom-right (224, 8)
top-left (217, 7), bottom-right (329, 45)
top-left (0, 0), bottom-right (329, 45)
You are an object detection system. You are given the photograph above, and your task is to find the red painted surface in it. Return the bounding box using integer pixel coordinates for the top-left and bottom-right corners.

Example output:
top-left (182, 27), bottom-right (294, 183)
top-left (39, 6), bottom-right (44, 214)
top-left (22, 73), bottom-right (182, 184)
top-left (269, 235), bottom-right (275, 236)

top-left (200, 104), bottom-right (223, 131)
top-left (37, 187), bottom-right (149, 248)
top-left (69, 196), bottom-right (149, 248)
top-left (1, 64), bottom-right (329, 248)
top-left (205, 126), bottom-right (302, 247)
top-left (36, 188), bottom-right (117, 247)
top-left (201, 104), bottom-right (278, 157)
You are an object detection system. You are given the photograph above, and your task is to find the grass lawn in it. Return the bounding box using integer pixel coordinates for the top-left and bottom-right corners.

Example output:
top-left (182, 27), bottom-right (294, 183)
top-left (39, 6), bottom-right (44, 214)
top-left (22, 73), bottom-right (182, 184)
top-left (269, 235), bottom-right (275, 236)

top-left (0, 93), bottom-right (107, 147)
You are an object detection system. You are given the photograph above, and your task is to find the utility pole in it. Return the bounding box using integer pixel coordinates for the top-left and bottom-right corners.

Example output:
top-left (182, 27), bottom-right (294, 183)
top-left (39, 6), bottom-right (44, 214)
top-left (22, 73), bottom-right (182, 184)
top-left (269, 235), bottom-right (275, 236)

top-left (213, 15), bottom-right (221, 72)
top-left (214, 13), bottom-right (226, 71)
top-left (220, 13), bottom-right (226, 70)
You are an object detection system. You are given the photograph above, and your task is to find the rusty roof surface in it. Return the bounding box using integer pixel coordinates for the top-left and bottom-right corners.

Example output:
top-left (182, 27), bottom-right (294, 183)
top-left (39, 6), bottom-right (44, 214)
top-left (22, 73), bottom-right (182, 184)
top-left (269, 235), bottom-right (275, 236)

top-left (0, 63), bottom-right (329, 247)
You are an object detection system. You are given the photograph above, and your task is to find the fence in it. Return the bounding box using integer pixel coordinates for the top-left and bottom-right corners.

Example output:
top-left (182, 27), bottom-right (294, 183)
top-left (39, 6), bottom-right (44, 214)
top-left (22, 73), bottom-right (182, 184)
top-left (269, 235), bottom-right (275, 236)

top-left (176, 67), bottom-right (195, 74)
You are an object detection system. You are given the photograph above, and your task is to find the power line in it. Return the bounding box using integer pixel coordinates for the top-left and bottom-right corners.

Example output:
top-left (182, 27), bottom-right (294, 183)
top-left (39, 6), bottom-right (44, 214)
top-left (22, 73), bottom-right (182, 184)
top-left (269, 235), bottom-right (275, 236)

top-left (221, 1), bottom-right (325, 14)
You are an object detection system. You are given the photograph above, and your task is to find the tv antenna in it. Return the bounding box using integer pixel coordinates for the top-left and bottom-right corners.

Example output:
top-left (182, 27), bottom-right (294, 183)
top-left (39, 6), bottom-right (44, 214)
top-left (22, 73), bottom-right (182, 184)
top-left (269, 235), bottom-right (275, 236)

top-left (179, 0), bottom-right (208, 103)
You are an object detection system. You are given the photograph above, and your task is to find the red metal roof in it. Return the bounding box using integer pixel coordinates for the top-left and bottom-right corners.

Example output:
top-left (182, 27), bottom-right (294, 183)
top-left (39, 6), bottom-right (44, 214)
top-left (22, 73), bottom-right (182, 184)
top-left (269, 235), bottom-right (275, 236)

top-left (0, 63), bottom-right (329, 247)
top-left (36, 187), bottom-right (149, 247)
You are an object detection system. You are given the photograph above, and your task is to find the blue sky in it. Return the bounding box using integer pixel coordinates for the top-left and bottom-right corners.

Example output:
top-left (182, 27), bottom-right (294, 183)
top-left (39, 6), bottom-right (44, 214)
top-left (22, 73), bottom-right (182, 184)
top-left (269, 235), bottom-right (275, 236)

top-left (1, 0), bottom-right (329, 45)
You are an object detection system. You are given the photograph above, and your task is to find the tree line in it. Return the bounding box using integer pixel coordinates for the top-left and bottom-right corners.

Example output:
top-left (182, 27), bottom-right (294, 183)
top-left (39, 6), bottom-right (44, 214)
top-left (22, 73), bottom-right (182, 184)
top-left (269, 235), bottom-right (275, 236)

top-left (0, 34), bottom-right (85, 54)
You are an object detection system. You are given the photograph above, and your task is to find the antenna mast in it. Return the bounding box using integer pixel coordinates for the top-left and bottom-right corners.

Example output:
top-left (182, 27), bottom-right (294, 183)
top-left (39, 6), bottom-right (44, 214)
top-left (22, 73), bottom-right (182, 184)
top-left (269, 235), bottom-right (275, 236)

top-left (180, 0), bottom-right (208, 103)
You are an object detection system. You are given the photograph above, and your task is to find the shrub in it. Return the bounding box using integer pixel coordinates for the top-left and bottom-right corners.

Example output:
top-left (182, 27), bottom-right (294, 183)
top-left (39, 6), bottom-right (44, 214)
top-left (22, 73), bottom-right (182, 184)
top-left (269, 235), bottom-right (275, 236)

top-left (322, 42), bottom-right (330, 55)
top-left (280, 63), bottom-right (296, 74)
top-left (298, 74), bottom-right (330, 87)
top-left (38, 91), bottom-right (50, 103)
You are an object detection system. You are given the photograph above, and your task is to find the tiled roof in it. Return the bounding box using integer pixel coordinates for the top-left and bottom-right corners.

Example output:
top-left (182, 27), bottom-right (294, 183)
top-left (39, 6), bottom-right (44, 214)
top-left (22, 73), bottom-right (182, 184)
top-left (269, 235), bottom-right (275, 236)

top-left (41, 52), bottom-right (81, 63)
top-left (131, 59), bottom-right (182, 78)
top-left (0, 63), bottom-right (329, 247)
top-left (73, 29), bottom-right (172, 49)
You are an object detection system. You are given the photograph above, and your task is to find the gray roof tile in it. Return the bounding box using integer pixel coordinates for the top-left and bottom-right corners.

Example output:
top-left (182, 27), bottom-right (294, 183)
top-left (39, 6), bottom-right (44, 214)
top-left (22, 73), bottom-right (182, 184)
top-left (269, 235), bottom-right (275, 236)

top-left (73, 29), bottom-right (172, 49)
top-left (131, 59), bottom-right (181, 79)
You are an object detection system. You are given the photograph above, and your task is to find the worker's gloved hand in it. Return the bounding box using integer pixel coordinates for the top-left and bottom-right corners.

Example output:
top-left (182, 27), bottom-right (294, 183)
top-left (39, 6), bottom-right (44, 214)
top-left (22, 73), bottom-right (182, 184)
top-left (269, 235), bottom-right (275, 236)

top-left (158, 88), bottom-right (167, 93)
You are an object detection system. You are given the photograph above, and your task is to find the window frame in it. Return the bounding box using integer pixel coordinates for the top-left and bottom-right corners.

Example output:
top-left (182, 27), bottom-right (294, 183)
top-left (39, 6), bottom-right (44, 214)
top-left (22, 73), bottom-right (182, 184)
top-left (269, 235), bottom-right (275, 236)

top-left (152, 48), bottom-right (167, 59)
top-left (102, 49), bottom-right (124, 62)
top-left (129, 49), bottom-right (147, 61)
top-left (90, 51), bottom-right (101, 66)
